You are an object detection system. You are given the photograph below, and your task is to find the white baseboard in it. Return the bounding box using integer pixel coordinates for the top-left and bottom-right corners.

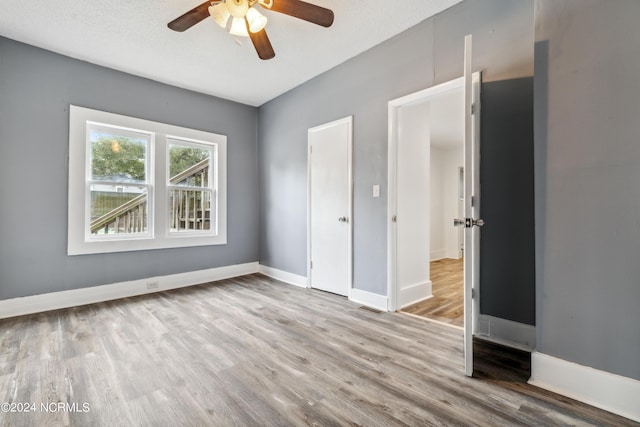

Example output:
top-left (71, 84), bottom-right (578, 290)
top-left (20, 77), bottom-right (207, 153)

top-left (257, 265), bottom-right (389, 312)
top-left (445, 250), bottom-right (460, 260)
top-left (0, 262), bottom-right (259, 320)
top-left (530, 352), bottom-right (640, 423)
top-left (258, 264), bottom-right (307, 288)
top-left (349, 288), bottom-right (389, 312)
top-left (398, 281), bottom-right (432, 309)
top-left (475, 314), bottom-right (536, 351)
top-left (430, 249), bottom-right (446, 261)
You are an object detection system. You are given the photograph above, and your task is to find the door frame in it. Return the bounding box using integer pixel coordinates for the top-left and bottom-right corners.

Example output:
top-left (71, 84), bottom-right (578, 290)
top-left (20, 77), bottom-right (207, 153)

top-left (307, 116), bottom-right (354, 297)
top-left (387, 76), bottom-right (475, 311)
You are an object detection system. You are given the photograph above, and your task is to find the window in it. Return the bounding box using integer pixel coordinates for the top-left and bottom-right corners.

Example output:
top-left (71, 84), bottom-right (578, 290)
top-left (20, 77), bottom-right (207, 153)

top-left (68, 106), bottom-right (226, 255)
top-left (167, 139), bottom-right (215, 234)
top-left (88, 124), bottom-right (152, 238)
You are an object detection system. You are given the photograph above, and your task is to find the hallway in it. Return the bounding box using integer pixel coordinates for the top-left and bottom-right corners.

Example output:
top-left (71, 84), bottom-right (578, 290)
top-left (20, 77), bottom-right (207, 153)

top-left (401, 258), bottom-right (463, 327)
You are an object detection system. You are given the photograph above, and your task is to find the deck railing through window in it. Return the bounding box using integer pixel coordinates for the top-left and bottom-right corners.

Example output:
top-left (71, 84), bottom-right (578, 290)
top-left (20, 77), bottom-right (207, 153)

top-left (90, 159), bottom-right (211, 234)
top-left (169, 157), bottom-right (212, 232)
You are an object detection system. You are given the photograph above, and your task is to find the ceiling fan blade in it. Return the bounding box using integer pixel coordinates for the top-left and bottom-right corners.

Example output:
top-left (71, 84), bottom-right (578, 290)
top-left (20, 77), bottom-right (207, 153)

top-left (168, 1), bottom-right (212, 32)
top-left (265, 0), bottom-right (334, 28)
top-left (247, 21), bottom-right (276, 60)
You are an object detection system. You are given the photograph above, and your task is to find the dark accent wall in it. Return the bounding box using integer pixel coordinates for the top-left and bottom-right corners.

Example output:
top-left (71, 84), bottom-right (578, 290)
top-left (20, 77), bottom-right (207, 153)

top-left (0, 37), bottom-right (259, 300)
top-left (534, 0), bottom-right (640, 380)
top-left (480, 78), bottom-right (535, 325)
top-left (258, 0), bottom-right (535, 302)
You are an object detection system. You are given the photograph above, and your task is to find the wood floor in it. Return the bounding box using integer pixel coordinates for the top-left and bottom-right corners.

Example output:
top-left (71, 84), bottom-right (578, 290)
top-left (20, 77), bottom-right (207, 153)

top-left (402, 258), bottom-right (464, 327)
top-left (0, 274), bottom-right (636, 426)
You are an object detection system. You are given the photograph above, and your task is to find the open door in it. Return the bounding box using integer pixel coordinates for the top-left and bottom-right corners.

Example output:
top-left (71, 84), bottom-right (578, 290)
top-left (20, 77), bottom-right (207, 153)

top-left (460, 34), bottom-right (483, 377)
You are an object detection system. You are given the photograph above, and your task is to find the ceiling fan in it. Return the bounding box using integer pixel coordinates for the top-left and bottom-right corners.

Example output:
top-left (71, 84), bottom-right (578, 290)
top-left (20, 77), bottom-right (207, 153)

top-left (168, 0), bottom-right (334, 60)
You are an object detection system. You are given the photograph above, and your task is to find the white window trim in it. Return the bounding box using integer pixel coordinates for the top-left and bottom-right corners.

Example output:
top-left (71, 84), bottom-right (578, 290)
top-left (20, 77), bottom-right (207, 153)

top-left (68, 105), bottom-right (227, 255)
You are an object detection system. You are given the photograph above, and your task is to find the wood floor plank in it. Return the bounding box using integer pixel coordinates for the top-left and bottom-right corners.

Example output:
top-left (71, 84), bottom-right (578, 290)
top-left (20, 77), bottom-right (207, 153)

top-left (0, 274), bottom-right (637, 426)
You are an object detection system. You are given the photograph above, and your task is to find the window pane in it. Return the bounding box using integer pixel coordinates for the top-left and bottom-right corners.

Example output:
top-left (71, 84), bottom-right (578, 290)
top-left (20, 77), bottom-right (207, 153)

top-left (169, 143), bottom-right (211, 187)
top-left (90, 184), bottom-right (148, 235)
top-left (90, 129), bottom-right (147, 183)
top-left (169, 189), bottom-right (212, 232)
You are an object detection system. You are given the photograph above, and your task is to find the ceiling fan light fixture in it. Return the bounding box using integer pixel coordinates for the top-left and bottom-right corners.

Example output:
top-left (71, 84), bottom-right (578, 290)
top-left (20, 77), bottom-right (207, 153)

top-left (209, 3), bottom-right (230, 28)
top-left (246, 7), bottom-right (267, 33)
top-left (226, 0), bottom-right (249, 18)
top-left (168, 0), bottom-right (334, 60)
top-left (229, 17), bottom-right (249, 37)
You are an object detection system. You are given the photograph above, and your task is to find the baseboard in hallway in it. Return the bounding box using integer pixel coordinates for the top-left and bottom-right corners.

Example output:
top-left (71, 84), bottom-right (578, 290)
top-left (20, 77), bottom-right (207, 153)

top-left (401, 258), bottom-right (463, 326)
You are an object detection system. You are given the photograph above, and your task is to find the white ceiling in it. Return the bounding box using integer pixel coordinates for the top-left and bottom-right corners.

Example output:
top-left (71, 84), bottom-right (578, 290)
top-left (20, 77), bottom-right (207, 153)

top-left (0, 0), bottom-right (462, 106)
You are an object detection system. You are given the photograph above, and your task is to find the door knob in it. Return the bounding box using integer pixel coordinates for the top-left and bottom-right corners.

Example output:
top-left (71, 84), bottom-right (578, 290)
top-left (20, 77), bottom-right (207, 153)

top-left (338, 216), bottom-right (349, 223)
top-left (453, 218), bottom-right (485, 228)
top-left (453, 218), bottom-right (466, 227)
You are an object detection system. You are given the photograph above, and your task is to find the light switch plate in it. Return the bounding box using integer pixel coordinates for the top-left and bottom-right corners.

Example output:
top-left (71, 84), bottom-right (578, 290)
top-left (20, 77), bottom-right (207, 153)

top-left (373, 185), bottom-right (380, 198)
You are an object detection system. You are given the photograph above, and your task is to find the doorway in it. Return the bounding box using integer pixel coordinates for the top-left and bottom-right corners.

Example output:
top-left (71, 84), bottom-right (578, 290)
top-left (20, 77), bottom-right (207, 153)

top-left (387, 71), bottom-right (481, 323)
top-left (307, 116), bottom-right (353, 297)
top-left (401, 90), bottom-right (465, 326)
top-left (387, 77), bottom-right (468, 310)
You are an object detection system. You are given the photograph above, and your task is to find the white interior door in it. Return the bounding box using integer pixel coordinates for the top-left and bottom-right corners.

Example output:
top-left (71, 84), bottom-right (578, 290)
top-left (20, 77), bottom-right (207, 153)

top-left (462, 34), bottom-right (483, 377)
top-left (308, 116), bottom-right (353, 296)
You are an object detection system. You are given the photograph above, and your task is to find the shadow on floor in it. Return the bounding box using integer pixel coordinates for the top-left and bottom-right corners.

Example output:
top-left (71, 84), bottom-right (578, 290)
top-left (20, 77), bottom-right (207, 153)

top-left (473, 337), bottom-right (531, 383)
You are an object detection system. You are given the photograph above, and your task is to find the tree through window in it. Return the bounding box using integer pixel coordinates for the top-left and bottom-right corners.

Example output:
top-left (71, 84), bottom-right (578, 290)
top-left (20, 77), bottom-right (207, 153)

top-left (88, 125), bottom-right (151, 236)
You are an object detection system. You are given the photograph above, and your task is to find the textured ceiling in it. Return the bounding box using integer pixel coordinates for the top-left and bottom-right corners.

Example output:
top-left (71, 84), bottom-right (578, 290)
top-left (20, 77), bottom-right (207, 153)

top-left (0, 0), bottom-right (462, 106)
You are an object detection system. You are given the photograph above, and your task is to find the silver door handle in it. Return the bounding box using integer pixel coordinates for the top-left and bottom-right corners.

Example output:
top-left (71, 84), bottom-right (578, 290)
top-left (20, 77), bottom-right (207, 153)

top-left (453, 218), bottom-right (485, 228)
top-left (473, 218), bottom-right (485, 227)
top-left (338, 216), bottom-right (349, 223)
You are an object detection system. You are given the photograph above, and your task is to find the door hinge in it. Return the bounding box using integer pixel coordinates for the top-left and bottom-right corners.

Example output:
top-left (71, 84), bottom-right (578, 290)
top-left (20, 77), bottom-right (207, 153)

top-left (310, 260), bottom-right (313, 269)
top-left (471, 103), bottom-right (476, 115)
top-left (392, 215), bottom-right (397, 223)
top-left (309, 145), bottom-right (312, 153)
top-left (471, 195), bottom-right (475, 207)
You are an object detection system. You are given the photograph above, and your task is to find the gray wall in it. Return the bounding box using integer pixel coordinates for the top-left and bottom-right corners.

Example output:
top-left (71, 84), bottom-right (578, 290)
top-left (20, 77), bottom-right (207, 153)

top-left (258, 0), bottom-right (534, 298)
top-left (0, 37), bottom-right (259, 300)
top-left (535, 0), bottom-right (640, 380)
top-left (480, 78), bottom-right (535, 326)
